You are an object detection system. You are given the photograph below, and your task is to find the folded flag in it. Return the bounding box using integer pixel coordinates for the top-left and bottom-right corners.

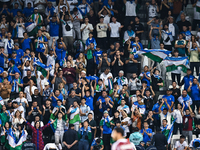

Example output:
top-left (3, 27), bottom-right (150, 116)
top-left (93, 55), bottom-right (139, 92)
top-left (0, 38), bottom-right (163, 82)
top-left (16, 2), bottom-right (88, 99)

top-left (7, 128), bottom-right (27, 150)
top-left (33, 61), bottom-right (52, 77)
top-left (163, 57), bottom-right (189, 73)
top-left (136, 49), bottom-right (171, 63)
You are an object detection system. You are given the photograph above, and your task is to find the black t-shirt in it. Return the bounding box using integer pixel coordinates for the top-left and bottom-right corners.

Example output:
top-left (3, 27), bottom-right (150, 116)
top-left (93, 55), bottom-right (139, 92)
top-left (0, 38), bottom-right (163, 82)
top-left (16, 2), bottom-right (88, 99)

top-left (32, 94), bottom-right (43, 107)
top-left (160, 4), bottom-right (169, 19)
top-left (28, 106), bottom-right (42, 122)
top-left (63, 129), bottom-right (78, 150)
top-left (125, 58), bottom-right (138, 73)
top-left (70, 87), bottom-right (81, 95)
top-left (177, 20), bottom-right (191, 32)
top-left (146, 117), bottom-right (157, 132)
top-left (144, 96), bottom-right (153, 111)
top-left (170, 88), bottom-right (181, 101)
top-left (43, 105), bottom-right (53, 124)
top-left (151, 75), bottom-right (163, 91)
top-left (23, 76), bottom-right (37, 86)
top-left (111, 57), bottom-right (125, 76)
top-left (132, 22), bottom-right (144, 39)
top-left (87, 119), bottom-right (96, 136)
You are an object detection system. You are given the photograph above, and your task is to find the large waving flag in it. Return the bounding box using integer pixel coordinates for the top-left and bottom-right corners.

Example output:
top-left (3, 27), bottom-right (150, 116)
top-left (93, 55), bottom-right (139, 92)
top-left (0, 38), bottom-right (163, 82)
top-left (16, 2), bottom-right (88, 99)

top-left (33, 61), bottom-right (52, 77)
top-left (163, 57), bottom-right (189, 73)
top-left (167, 119), bottom-right (176, 144)
top-left (7, 128), bottom-right (27, 150)
top-left (136, 49), bottom-right (171, 63)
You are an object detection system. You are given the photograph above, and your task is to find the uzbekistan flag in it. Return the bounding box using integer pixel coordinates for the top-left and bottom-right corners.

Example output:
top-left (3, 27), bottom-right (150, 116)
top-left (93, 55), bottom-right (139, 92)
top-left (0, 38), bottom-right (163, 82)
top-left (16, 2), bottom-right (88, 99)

top-left (163, 57), bottom-right (189, 73)
top-left (167, 119), bottom-right (176, 144)
top-left (7, 128), bottom-right (27, 150)
top-left (136, 49), bottom-right (171, 63)
top-left (33, 61), bottom-right (52, 77)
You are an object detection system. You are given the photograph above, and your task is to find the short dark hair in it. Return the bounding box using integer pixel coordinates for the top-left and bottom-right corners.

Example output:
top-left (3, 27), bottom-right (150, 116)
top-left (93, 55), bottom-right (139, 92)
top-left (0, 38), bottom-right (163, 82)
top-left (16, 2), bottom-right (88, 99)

top-left (113, 127), bottom-right (124, 136)
top-left (180, 135), bottom-right (185, 139)
top-left (162, 119), bottom-right (168, 123)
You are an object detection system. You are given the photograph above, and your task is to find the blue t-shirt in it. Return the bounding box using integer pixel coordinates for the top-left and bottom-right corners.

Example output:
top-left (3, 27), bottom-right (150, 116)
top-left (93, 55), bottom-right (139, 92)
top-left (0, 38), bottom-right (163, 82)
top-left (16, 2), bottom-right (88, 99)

top-left (46, 6), bottom-right (55, 17)
top-left (140, 128), bottom-right (152, 143)
top-left (84, 96), bottom-right (94, 110)
top-left (8, 57), bottom-right (21, 67)
top-left (183, 75), bottom-right (195, 90)
top-left (22, 38), bottom-right (31, 51)
top-left (51, 93), bottom-right (63, 107)
top-left (15, 49), bottom-right (24, 59)
top-left (22, 7), bottom-right (34, 17)
top-left (162, 95), bottom-right (175, 109)
top-left (36, 36), bottom-right (48, 53)
top-left (152, 103), bottom-right (164, 120)
top-left (11, 9), bottom-right (22, 17)
top-left (49, 21), bottom-right (59, 37)
top-left (55, 47), bottom-right (66, 60)
top-left (0, 53), bottom-right (4, 67)
top-left (140, 72), bottom-right (151, 86)
top-left (0, 8), bottom-right (10, 16)
top-left (97, 96), bottom-right (113, 103)
top-left (102, 117), bottom-right (112, 134)
top-left (93, 50), bottom-right (103, 65)
top-left (191, 84), bottom-right (200, 101)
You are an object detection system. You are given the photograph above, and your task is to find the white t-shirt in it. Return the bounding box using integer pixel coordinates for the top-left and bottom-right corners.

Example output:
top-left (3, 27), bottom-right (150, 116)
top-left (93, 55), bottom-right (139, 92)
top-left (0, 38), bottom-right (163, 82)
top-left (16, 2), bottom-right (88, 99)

top-left (72, 12), bottom-right (82, 27)
top-left (12, 106), bottom-right (25, 118)
top-left (172, 109), bottom-right (183, 124)
top-left (194, 1), bottom-right (200, 20)
top-left (24, 85), bottom-right (38, 102)
top-left (67, 0), bottom-right (78, 11)
top-left (100, 72), bottom-right (113, 86)
top-left (110, 22), bottom-right (121, 38)
top-left (80, 23), bottom-right (93, 41)
top-left (111, 139), bottom-right (136, 150)
top-left (125, 1), bottom-right (136, 16)
top-left (175, 141), bottom-right (188, 150)
top-left (62, 20), bottom-right (73, 37)
top-left (148, 5), bottom-right (157, 18)
top-left (34, 0), bottom-right (46, 10)
top-left (169, 23), bottom-right (175, 36)
top-left (160, 112), bottom-right (172, 125)
top-left (14, 97), bottom-right (28, 104)
top-left (17, 23), bottom-right (25, 38)
top-left (101, 14), bottom-right (110, 24)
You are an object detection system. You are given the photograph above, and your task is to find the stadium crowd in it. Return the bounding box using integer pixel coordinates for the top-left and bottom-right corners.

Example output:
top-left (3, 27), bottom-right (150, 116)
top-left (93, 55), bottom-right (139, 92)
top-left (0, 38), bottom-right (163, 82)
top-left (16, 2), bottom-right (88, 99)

top-left (0, 0), bottom-right (200, 149)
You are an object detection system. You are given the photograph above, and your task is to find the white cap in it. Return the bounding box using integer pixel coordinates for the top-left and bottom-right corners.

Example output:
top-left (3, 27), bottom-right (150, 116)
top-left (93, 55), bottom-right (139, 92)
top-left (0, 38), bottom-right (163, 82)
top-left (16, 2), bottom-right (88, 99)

top-left (119, 70), bottom-right (124, 74)
top-left (44, 82), bottom-right (49, 86)
top-left (81, 70), bottom-right (86, 74)
top-left (34, 7), bottom-right (38, 10)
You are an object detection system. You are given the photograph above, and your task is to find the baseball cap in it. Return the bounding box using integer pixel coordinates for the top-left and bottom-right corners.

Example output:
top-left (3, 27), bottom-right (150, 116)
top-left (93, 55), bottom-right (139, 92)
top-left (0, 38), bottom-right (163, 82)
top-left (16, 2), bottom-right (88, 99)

top-left (14, 43), bottom-right (19, 47)
top-left (81, 70), bottom-right (86, 74)
top-left (44, 82), bottom-right (49, 86)
top-left (12, 51), bottom-right (17, 54)
top-left (104, 110), bottom-right (108, 114)
top-left (119, 70), bottom-right (124, 74)
top-left (34, 7), bottom-right (38, 10)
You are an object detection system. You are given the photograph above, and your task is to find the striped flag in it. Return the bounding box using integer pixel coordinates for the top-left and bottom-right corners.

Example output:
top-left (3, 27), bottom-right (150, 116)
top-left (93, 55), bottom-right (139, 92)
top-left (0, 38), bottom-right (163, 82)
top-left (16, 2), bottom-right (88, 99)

top-left (33, 61), bottom-right (52, 77)
top-left (163, 57), bottom-right (189, 73)
top-left (136, 49), bottom-right (171, 63)
top-left (7, 128), bottom-right (27, 150)
top-left (167, 119), bottom-right (176, 144)
top-left (108, 78), bottom-right (113, 91)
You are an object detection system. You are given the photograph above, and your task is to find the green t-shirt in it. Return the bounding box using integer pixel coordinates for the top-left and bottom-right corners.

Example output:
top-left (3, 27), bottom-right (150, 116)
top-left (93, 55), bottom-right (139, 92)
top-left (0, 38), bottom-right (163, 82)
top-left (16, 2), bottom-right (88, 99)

top-left (87, 49), bottom-right (93, 60)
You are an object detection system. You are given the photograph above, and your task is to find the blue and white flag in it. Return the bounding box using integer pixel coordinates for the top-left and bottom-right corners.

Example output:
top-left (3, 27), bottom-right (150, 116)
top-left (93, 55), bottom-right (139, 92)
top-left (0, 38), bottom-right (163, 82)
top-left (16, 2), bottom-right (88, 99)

top-left (7, 128), bottom-right (27, 150)
top-left (33, 61), bottom-right (52, 77)
top-left (136, 49), bottom-right (171, 63)
top-left (163, 57), bottom-right (189, 73)
top-left (167, 119), bottom-right (177, 144)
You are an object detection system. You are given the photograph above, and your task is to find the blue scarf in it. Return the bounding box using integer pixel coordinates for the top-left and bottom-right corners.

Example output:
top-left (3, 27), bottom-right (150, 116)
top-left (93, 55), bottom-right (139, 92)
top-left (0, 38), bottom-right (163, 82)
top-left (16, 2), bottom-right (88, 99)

top-left (7, 40), bottom-right (13, 54)
top-left (127, 30), bottom-right (135, 37)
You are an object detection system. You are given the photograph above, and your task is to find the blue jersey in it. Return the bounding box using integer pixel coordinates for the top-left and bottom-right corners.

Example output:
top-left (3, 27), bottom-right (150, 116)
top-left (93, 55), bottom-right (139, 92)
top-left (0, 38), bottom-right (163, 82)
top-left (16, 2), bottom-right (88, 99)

top-left (22, 38), bottom-right (31, 51)
top-left (8, 57), bottom-right (21, 67)
top-left (84, 96), bottom-right (94, 110)
top-left (15, 49), bottom-right (24, 59)
top-left (182, 75), bottom-right (195, 90)
top-left (0, 53), bottom-right (4, 67)
top-left (11, 9), bottom-right (22, 17)
top-left (49, 21), bottom-right (59, 37)
top-left (140, 72), bottom-right (151, 86)
top-left (152, 103), bottom-right (163, 120)
top-left (56, 47), bottom-right (66, 61)
top-left (140, 128), bottom-right (152, 143)
top-left (97, 96), bottom-right (113, 103)
top-left (190, 84), bottom-right (200, 101)
top-left (93, 50), bottom-right (103, 65)
top-left (162, 95), bottom-right (175, 109)
top-left (23, 7), bottom-right (34, 17)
